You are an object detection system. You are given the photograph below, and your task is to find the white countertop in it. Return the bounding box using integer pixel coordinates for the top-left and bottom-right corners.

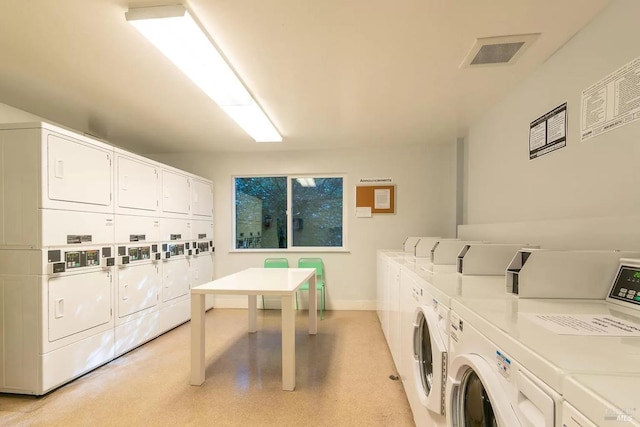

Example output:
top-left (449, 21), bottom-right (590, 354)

top-left (451, 296), bottom-right (640, 392)
top-left (563, 373), bottom-right (640, 426)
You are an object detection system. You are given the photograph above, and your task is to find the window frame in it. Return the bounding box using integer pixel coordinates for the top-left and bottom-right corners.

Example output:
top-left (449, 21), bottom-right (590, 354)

top-left (231, 174), bottom-right (348, 252)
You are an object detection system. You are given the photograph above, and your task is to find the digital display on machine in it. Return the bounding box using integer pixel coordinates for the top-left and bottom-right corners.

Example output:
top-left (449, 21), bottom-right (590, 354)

top-left (168, 243), bottom-right (185, 256)
top-left (86, 250), bottom-right (99, 266)
top-left (609, 266), bottom-right (640, 306)
top-left (66, 251), bottom-right (81, 268)
top-left (65, 250), bottom-right (100, 269)
top-left (128, 246), bottom-right (151, 261)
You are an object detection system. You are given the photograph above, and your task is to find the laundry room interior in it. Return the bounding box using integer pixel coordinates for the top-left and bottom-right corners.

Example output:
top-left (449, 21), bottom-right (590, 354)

top-left (1, 0), bottom-right (639, 426)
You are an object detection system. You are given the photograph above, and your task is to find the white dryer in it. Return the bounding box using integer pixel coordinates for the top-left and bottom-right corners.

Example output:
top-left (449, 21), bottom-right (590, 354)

top-left (158, 217), bottom-right (192, 330)
top-left (189, 218), bottom-right (215, 310)
top-left (0, 246), bottom-right (116, 395)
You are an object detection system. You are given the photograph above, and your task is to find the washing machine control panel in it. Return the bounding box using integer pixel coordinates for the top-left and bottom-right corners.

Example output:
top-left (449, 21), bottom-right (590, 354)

top-left (47, 247), bottom-right (115, 273)
top-left (608, 260), bottom-right (640, 309)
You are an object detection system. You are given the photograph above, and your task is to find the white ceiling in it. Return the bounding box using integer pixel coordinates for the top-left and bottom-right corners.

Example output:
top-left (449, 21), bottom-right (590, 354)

top-left (0, 0), bottom-right (611, 154)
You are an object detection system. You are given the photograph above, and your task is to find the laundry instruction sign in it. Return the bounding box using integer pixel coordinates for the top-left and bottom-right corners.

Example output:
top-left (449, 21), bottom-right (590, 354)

top-left (522, 313), bottom-right (640, 336)
top-left (581, 55), bottom-right (640, 141)
top-left (529, 103), bottom-right (567, 159)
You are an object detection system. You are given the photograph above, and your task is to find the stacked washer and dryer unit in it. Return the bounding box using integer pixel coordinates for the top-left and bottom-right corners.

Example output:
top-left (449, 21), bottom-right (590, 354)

top-left (0, 122), bottom-right (214, 395)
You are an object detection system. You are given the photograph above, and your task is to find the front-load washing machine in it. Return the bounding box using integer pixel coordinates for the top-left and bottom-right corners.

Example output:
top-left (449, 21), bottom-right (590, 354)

top-left (416, 273), bottom-right (515, 427)
top-left (447, 258), bottom-right (640, 427)
top-left (400, 243), bottom-right (526, 427)
top-left (400, 266), bottom-right (447, 427)
top-left (446, 307), bottom-right (560, 426)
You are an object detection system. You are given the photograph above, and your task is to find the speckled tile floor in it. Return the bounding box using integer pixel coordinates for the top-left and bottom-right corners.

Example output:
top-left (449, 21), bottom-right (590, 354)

top-left (0, 309), bottom-right (414, 426)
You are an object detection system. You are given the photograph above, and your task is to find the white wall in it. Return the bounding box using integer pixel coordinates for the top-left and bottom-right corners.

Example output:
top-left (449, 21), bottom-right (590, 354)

top-left (0, 102), bottom-right (43, 122)
top-left (461, 0), bottom-right (640, 250)
top-left (151, 143), bottom-right (457, 309)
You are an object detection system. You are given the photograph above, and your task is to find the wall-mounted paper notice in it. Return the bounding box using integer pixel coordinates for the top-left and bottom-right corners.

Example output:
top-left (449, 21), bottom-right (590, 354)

top-left (374, 189), bottom-right (391, 209)
top-left (356, 207), bottom-right (372, 218)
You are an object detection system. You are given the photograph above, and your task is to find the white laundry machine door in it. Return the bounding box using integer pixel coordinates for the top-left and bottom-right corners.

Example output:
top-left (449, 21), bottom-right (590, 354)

top-left (117, 262), bottom-right (161, 319)
top-left (46, 133), bottom-right (112, 209)
top-left (162, 257), bottom-right (190, 302)
top-left (447, 354), bottom-right (520, 427)
top-left (161, 170), bottom-right (190, 217)
top-left (413, 303), bottom-right (448, 416)
top-left (48, 270), bottom-right (112, 342)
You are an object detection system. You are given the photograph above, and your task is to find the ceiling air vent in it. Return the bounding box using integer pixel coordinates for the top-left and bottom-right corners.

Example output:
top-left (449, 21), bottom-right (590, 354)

top-left (460, 33), bottom-right (540, 68)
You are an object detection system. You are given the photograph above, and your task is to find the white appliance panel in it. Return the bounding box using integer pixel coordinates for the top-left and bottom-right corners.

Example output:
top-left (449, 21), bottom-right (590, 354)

top-left (47, 271), bottom-right (112, 342)
top-left (159, 218), bottom-right (191, 242)
top-left (388, 261), bottom-right (401, 368)
top-left (46, 133), bottom-right (112, 207)
top-left (117, 263), bottom-right (161, 318)
top-left (190, 255), bottom-right (213, 287)
top-left (116, 155), bottom-right (159, 213)
top-left (41, 210), bottom-right (114, 247)
top-left (114, 215), bottom-right (160, 244)
top-left (0, 275), bottom-right (39, 392)
top-left (162, 258), bottom-right (190, 302)
top-left (161, 170), bottom-right (190, 216)
top-left (41, 329), bottom-right (114, 394)
top-left (0, 133), bottom-right (39, 247)
top-left (191, 219), bottom-right (213, 241)
top-left (191, 178), bottom-right (213, 218)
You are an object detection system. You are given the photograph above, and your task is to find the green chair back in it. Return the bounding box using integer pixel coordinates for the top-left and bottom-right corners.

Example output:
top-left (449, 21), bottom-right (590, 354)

top-left (297, 258), bottom-right (324, 283)
top-left (264, 258), bottom-right (289, 268)
top-left (262, 258), bottom-right (289, 310)
top-left (297, 258), bottom-right (325, 319)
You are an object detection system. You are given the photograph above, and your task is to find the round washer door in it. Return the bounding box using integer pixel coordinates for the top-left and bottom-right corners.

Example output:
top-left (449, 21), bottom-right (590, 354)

top-left (413, 304), bottom-right (447, 415)
top-left (447, 354), bottom-right (520, 427)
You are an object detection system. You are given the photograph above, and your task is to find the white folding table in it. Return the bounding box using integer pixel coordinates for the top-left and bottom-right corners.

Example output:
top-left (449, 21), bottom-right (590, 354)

top-left (190, 267), bottom-right (317, 391)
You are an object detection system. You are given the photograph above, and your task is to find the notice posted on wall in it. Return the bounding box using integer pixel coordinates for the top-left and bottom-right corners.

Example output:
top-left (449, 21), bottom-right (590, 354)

top-left (581, 55), bottom-right (640, 141)
top-left (529, 103), bottom-right (567, 159)
top-left (522, 313), bottom-right (640, 336)
top-left (374, 188), bottom-right (391, 209)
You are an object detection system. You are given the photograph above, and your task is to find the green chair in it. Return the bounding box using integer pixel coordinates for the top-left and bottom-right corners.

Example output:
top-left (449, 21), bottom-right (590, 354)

top-left (263, 258), bottom-right (289, 309)
top-left (296, 258), bottom-right (326, 319)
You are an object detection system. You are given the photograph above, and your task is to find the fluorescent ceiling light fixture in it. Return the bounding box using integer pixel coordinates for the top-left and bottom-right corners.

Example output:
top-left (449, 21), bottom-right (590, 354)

top-left (296, 178), bottom-right (316, 187)
top-left (126, 4), bottom-right (282, 142)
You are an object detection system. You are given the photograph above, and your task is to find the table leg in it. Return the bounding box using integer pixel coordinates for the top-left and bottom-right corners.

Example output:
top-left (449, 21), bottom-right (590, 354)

top-left (281, 294), bottom-right (295, 391)
top-left (308, 273), bottom-right (318, 335)
top-left (248, 295), bottom-right (257, 333)
top-left (190, 293), bottom-right (206, 385)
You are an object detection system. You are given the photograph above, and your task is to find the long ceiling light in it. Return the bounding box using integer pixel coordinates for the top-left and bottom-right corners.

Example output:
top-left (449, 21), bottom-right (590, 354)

top-left (125, 4), bottom-right (282, 142)
top-left (295, 178), bottom-right (316, 187)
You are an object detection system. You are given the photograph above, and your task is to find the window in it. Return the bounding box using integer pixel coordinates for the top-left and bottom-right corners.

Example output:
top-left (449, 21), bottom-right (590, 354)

top-left (234, 175), bottom-right (345, 250)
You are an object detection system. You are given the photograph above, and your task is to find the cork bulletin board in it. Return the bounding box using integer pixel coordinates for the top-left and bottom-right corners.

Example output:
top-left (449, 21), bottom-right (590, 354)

top-left (355, 185), bottom-right (396, 214)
